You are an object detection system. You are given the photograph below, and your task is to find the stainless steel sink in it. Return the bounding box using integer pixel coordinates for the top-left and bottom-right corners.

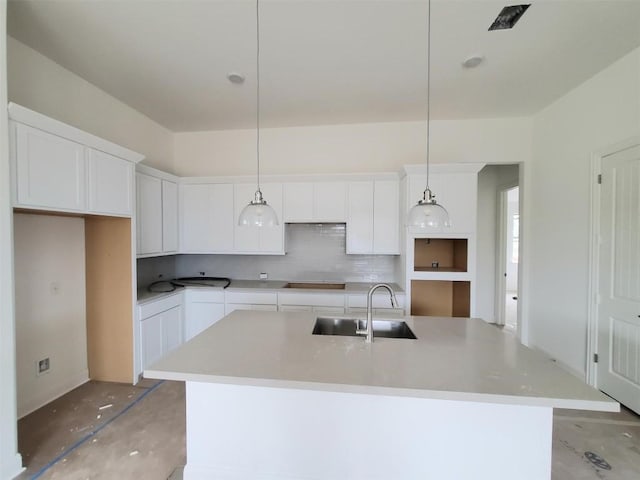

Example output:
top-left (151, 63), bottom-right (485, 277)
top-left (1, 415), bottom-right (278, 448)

top-left (284, 282), bottom-right (345, 290)
top-left (312, 317), bottom-right (417, 339)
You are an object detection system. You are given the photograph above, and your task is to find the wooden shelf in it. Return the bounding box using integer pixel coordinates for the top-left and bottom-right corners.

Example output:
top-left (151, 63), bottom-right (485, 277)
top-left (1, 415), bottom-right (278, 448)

top-left (414, 267), bottom-right (466, 273)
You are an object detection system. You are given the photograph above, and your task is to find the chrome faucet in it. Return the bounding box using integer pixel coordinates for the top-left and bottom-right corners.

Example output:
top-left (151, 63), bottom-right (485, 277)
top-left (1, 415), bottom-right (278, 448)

top-left (356, 283), bottom-right (398, 343)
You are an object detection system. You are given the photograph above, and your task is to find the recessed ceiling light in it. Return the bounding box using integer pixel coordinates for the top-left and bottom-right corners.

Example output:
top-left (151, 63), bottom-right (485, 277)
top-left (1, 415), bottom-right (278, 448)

top-left (227, 72), bottom-right (245, 85)
top-left (462, 56), bottom-right (484, 69)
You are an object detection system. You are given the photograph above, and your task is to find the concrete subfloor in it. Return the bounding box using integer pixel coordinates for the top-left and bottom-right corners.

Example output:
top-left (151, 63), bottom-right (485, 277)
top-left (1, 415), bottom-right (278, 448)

top-left (15, 380), bottom-right (640, 479)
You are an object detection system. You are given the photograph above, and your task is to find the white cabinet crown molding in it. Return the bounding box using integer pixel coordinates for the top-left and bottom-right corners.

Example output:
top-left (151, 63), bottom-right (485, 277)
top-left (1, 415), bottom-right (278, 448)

top-left (136, 163), bottom-right (179, 182)
top-left (8, 103), bottom-right (144, 164)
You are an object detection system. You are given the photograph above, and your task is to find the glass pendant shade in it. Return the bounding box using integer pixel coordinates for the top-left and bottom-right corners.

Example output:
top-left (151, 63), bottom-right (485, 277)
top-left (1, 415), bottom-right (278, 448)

top-left (238, 189), bottom-right (279, 227)
top-left (407, 189), bottom-right (450, 229)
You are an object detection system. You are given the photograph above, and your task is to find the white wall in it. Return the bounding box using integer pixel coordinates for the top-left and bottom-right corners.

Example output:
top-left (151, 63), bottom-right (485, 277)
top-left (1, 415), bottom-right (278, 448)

top-left (174, 117), bottom-right (532, 176)
top-left (7, 37), bottom-right (175, 173)
top-left (13, 214), bottom-right (88, 418)
top-left (0, 1), bottom-right (24, 476)
top-left (476, 165), bottom-right (519, 323)
top-left (527, 46), bottom-right (640, 377)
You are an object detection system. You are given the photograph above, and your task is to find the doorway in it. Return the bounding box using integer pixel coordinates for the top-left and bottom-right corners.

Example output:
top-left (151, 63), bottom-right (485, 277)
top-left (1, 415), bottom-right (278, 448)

top-left (497, 186), bottom-right (520, 331)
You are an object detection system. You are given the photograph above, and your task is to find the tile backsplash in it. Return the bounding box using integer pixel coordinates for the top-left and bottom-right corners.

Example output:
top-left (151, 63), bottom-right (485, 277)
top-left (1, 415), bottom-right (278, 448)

top-left (137, 254), bottom-right (177, 287)
top-left (171, 223), bottom-right (400, 284)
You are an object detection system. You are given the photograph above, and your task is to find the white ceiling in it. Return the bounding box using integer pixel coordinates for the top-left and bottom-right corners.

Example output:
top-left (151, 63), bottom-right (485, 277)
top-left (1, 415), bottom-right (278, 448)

top-left (7, 0), bottom-right (640, 132)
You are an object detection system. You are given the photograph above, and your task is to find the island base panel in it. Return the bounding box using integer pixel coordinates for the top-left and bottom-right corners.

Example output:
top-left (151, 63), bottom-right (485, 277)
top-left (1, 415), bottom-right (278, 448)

top-left (183, 382), bottom-right (552, 480)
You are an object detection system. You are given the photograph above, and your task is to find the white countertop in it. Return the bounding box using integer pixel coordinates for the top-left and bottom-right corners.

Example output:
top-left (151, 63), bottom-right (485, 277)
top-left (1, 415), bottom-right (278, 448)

top-left (145, 310), bottom-right (618, 411)
top-left (137, 280), bottom-right (404, 304)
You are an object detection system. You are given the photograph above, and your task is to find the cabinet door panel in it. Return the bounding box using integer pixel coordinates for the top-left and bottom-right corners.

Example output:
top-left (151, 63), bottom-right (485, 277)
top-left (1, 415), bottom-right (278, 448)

top-left (141, 314), bottom-right (163, 370)
top-left (314, 181), bottom-right (346, 222)
top-left (15, 123), bottom-right (86, 211)
top-left (88, 149), bottom-right (133, 215)
top-left (210, 184), bottom-right (235, 252)
top-left (185, 302), bottom-right (225, 341)
top-left (136, 173), bottom-right (163, 254)
top-left (180, 184), bottom-right (216, 252)
top-left (373, 180), bottom-right (400, 254)
top-left (347, 182), bottom-right (374, 254)
top-left (162, 306), bottom-right (183, 353)
top-left (162, 180), bottom-right (179, 253)
top-left (283, 182), bottom-right (313, 222)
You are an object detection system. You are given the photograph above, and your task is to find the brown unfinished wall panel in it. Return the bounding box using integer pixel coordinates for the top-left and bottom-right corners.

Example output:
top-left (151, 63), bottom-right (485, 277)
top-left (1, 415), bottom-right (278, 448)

top-left (414, 239), bottom-right (468, 272)
top-left (411, 280), bottom-right (453, 316)
top-left (452, 241), bottom-right (468, 272)
top-left (452, 281), bottom-right (471, 317)
top-left (85, 216), bottom-right (133, 383)
top-left (411, 280), bottom-right (471, 317)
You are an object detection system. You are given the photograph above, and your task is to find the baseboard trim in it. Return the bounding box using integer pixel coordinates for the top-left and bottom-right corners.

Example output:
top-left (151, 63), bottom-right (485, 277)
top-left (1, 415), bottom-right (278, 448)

top-left (18, 371), bottom-right (89, 419)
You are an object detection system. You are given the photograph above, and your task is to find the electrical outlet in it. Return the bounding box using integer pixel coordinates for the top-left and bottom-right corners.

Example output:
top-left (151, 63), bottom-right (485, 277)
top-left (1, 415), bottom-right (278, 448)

top-left (37, 357), bottom-right (50, 376)
top-left (259, 272), bottom-right (268, 280)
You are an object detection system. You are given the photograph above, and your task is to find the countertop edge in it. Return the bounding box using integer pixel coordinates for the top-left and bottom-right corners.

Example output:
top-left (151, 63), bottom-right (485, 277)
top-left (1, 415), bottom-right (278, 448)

top-left (142, 370), bottom-right (619, 412)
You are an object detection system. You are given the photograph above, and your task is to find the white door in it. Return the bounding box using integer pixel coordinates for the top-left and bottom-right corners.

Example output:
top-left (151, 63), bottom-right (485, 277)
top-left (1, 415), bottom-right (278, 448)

top-left (180, 184), bottom-right (217, 252)
top-left (597, 143), bottom-right (640, 414)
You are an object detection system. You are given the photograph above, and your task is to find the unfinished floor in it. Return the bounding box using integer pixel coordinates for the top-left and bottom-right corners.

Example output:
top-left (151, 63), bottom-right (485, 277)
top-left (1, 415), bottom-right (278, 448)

top-left (15, 380), bottom-right (640, 479)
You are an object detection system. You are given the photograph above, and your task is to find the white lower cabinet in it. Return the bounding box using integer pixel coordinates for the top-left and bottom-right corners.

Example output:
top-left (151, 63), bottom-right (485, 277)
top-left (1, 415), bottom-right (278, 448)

top-left (184, 289), bottom-right (226, 341)
top-left (139, 293), bottom-right (184, 371)
top-left (225, 291), bottom-right (278, 315)
top-left (277, 292), bottom-right (345, 316)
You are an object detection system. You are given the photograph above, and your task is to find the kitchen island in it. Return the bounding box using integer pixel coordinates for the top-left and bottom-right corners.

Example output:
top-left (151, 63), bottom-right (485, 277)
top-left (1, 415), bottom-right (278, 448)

top-left (145, 310), bottom-right (617, 480)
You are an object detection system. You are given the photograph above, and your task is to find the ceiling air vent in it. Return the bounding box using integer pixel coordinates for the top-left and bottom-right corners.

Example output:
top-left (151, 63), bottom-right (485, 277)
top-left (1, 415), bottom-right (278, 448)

top-left (488, 4), bottom-right (531, 31)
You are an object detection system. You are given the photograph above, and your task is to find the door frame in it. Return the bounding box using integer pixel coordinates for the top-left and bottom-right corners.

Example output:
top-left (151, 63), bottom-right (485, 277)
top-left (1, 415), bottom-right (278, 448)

top-left (587, 135), bottom-right (640, 387)
top-left (495, 182), bottom-right (519, 327)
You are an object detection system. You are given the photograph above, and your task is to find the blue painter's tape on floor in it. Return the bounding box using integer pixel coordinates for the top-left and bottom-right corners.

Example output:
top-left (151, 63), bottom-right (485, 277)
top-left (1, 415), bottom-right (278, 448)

top-left (30, 380), bottom-right (165, 480)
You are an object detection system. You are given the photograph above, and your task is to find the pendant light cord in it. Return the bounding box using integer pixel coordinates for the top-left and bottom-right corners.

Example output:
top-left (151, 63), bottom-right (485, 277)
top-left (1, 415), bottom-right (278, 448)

top-left (425, 0), bottom-right (431, 196)
top-left (256, 0), bottom-right (261, 194)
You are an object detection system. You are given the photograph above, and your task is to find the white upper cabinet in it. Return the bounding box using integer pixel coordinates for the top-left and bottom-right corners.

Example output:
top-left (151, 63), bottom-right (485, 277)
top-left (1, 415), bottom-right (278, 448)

top-left (88, 148), bottom-right (134, 216)
top-left (136, 166), bottom-right (180, 257)
top-left (372, 180), bottom-right (400, 254)
top-left (234, 183), bottom-right (284, 254)
top-left (347, 182), bottom-right (374, 254)
top-left (14, 123), bottom-right (86, 212)
top-left (283, 182), bottom-right (313, 222)
top-left (161, 180), bottom-right (179, 253)
top-left (136, 173), bottom-right (163, 255)
top-left (314, 181), bottom-right (347, 222)
top-left (9, 104), bottom-right (144, 216)
top-left (347, 179), bottom-right (400, 255)
top-left (283, 181), bottom-right (346, 223)
top-left (180, 183), bottom-right (234, 253)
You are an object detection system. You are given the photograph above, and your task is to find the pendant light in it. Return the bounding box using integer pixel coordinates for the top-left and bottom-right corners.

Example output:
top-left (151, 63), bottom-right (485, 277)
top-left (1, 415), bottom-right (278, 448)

top-left (407, 0), bottom-right (450, 229)
top-left (238, 0), bottom-right (279, 227)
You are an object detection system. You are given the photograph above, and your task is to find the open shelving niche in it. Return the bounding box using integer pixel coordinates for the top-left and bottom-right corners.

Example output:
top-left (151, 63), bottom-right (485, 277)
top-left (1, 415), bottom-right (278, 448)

top-left (405, 233), bottom-right (475, 318)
